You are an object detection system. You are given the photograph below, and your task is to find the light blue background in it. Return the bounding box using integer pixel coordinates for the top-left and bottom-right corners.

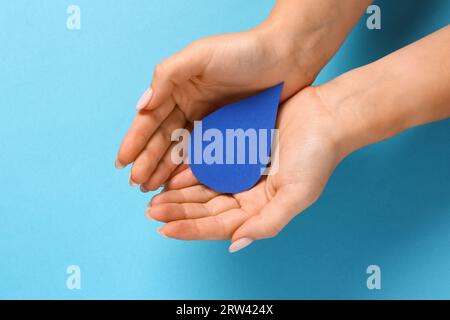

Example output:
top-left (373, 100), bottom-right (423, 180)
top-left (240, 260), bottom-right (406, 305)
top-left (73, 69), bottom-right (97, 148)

top-left (0, 0), bottom-right (449, 299)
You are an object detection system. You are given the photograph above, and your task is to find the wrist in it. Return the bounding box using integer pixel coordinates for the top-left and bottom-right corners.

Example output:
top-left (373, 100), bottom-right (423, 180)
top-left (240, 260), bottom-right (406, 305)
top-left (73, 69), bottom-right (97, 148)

top-left (316, 25), bottom-right (450, 160)
top-left (257, 0), bottom-right (372, 84)
top-left (256, 17), bottom-right (333, 83)
top-left (316, 62), bottom-right (408, 159)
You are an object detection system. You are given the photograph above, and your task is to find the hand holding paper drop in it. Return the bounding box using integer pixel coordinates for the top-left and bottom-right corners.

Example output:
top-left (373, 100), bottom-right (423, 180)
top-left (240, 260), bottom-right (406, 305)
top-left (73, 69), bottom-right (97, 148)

top-left (188, 83), bottom-right (283, 193)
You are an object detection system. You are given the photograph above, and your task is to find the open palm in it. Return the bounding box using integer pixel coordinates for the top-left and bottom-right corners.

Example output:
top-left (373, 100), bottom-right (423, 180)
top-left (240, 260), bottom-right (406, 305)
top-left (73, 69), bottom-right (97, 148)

top-left (146, 87), bottom-right (344, 250)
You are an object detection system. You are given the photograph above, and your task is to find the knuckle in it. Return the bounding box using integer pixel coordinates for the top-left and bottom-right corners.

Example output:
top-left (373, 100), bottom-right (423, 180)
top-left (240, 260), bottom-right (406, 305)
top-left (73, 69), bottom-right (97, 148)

top-left (159, 123), bottom-right (173, 140)
top-left (264, 222), bottom-right (282, 239)
top-left (266, 227), bottom-right (280, 239)
top-left (303, 186), bottom-right (321, 206)
top-left (153, 62), bottom-right (166, 79)
top-left (133, 126), bottom-right (148, 142)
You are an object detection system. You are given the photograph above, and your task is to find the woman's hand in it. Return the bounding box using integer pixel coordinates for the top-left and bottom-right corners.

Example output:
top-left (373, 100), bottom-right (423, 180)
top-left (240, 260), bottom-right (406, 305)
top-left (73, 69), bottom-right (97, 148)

top-left (116, 28), bottom-right (315, 190)
top-left (147, 25), bottom-right (450, 252)
top-left (115, 0), bottom-right (371, 190)
top-left (146, 87), bottom-right (344, 251)
top-left (145, 25), bottom-right (450, 252)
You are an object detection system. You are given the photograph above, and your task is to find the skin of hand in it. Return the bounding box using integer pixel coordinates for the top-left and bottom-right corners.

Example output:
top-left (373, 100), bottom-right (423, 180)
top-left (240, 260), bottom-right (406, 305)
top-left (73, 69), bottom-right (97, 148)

top-left (146, 25), bottom-right (450, 253)
top-left (146, 86), bottom-right (342, 252)
top-left (115, 0), bottom-right (371, 191)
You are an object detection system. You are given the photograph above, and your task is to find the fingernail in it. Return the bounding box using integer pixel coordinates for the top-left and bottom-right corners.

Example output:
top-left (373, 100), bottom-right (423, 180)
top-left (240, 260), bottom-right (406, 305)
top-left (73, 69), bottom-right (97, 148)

top-left (140, 184), bottom-right (149, 193)
top-left (157, 226), bottom-right (167, 237)
top-left (229, 237), bottom-right (253, 253)
top-left (114, 159), bottom-right (125, 169)
top-left (129, 175), bottom-right (138, 187)
top-left (144, 208), bottom-right (152, 219)
top-left (136, 88), bottom-right (153, 110)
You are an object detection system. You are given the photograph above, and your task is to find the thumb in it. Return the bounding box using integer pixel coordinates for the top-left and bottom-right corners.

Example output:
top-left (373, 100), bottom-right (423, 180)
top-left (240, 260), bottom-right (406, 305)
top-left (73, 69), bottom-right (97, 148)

top-left (136, 41), bottom-right (212, 111)
top-left (229, 185), bottom-right (318, 252)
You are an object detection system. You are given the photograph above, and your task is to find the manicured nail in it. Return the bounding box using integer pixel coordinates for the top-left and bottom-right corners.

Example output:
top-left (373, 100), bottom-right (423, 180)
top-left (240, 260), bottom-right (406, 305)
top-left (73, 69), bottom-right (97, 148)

top-left (140, 184), bottom-right (149, 193)
top-left (144, 208), bottom-right (152, 219)
top-left (136, 88), bottom-right (153, 110)
top-left (229, 237), bottom-right (253, 253)
top-left (114, 159), bottom-right (125, 170)
top-left (129, 176), bottom-right (138, 187)
top-left (157, 226), bottom-right (167, 237)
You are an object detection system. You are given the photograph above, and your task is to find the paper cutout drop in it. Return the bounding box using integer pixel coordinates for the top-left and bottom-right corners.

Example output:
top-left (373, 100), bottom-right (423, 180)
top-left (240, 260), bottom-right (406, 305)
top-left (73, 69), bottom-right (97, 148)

top-left (188, 83), bottom-right (283, 193)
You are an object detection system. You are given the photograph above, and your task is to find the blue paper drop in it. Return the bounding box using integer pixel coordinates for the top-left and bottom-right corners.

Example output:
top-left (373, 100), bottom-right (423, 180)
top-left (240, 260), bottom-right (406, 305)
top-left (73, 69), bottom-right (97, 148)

top-left (188, 83), bottom-right (283, 194)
